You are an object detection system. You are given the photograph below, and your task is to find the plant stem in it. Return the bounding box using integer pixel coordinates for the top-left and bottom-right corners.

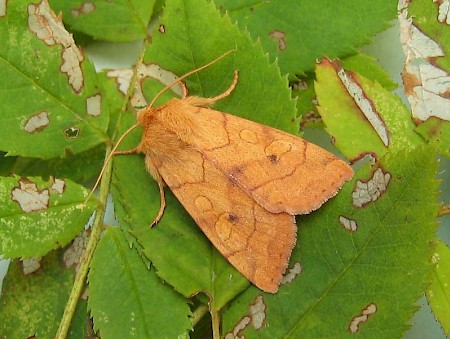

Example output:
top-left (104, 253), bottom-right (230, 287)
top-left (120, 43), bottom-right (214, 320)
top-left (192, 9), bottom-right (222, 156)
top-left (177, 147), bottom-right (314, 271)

top-left (55, 147), bottom-right (113, 339)
top-left (211, 309), bottom-right (221, 339)
top-left (191, 303), bottom-right (209, 327)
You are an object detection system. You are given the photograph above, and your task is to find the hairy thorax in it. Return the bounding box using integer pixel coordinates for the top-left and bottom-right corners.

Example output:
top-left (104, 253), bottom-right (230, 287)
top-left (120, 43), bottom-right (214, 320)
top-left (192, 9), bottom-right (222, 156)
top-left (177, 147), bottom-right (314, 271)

top-left (136, 99), bottom-right (198, 161)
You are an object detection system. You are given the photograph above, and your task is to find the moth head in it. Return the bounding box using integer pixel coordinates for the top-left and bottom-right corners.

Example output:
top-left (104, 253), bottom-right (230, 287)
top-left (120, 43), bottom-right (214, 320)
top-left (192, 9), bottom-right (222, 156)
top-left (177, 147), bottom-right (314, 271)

top-left (136, 105), bottom-right (162, 129)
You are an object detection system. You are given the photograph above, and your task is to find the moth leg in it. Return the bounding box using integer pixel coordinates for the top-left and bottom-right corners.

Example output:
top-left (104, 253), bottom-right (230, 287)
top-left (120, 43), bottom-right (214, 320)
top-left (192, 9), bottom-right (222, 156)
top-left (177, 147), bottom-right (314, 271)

top-left (208, 70), bottom-right (239, 103)
top-left (150, 180), bottom-right (166, 227)
top-left (114, 146), bottom-right (139, 156)
top-left (184, 70), bottom-right (239, 107)
top-left (145, 156), bottom-right (167, 227)
top-left (179, 80), bottom-right (188, 99)
top-left (85, 145), bottom-right (140, 203)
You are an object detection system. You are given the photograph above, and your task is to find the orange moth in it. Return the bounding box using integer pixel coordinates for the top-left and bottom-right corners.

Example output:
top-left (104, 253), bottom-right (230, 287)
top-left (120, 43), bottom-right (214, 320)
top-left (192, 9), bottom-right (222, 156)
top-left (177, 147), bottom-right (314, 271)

top-left (98, 51), bottom-right (354, 293)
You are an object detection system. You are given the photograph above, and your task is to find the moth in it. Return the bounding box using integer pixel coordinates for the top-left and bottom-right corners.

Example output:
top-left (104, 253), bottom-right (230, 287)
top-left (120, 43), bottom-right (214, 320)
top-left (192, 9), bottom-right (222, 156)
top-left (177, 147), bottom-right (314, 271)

top-left (101, 52), bottom-right (353, 293)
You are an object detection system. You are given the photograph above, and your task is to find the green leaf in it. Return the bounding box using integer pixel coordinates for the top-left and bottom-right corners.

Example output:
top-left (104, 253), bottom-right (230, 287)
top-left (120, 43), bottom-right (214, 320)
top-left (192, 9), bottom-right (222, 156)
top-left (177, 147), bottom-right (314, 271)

top-left (292, 76), bottom-right (319, 125)
top-left (67, 299), bottom-right (91, 339)
top-left (295, 52), bottom-right (398, 127)
top-left (426, 239), bottom-right (450, 336)
top-left (111, 0), bottom-right (297, 311)
top-left (0, 176), bottom-right (95, 259)
top-left (88, 227), bottom-right (192, 338)
top-left (5, 145), bottom-right (104, 183)
top-left (0, 152), bottom-right (17, 176)
top-left (223, 146), bottom-right (440, 338)
top-left (416, 118), bottom-right (450, 158)
top-left (216, 0), bottom-right (397, 75)
top-left (0, 249), bottom-right (74, 338)
top-left (341, 53), bottom-right (398, 91)
top-left (48, 0), bottom-right (155, 42)
top-left (0, 0), bottom-right (108, 159)
top-left (315, 58), bottom-right (423, 161)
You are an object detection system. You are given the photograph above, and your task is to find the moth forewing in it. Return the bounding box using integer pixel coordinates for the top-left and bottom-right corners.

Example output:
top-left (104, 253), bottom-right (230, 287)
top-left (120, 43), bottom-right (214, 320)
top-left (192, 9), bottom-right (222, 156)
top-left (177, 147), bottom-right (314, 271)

top-left (149, 144), bottom-right (297, 293)
top-left (170, 103), bottom-right (354, 215)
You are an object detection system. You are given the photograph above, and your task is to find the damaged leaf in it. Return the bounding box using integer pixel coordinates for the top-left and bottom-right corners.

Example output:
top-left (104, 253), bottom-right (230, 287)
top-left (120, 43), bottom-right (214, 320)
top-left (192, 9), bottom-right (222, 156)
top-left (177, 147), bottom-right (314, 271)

top-left (416, 117), bottom-right (450, 157)
top-left (399, 0), bottom-right (450, 122)
top-left (0, 249), bottom-right (74, 338)
top-left (0, 176), bottom-right (96, 259)
top-left (48, 0), bottom-right (155, 42)
top-left (315, 58), bottom-right (422, 161)
top-left (223, 147), bottom-right (440, 338)
top-left (216, 0), bottom-right (397, 75)
top-left (0, 0), bottom-right (109, 159)
top-left (399, 0), bottom-right (450, 156)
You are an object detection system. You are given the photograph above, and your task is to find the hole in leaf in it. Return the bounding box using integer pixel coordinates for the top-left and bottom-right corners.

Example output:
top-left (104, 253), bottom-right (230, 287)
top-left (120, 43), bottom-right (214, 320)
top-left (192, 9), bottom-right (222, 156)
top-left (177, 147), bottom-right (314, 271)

top-left (65, 126), bottom-right (80, 139)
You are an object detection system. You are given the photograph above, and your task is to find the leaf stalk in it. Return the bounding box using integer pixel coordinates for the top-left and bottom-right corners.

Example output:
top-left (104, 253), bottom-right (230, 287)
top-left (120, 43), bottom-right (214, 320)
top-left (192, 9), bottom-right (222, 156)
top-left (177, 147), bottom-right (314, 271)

top-left (211, 310), bottom-right (221, 339)
top-left (55, 146), bottom-right (113, 339)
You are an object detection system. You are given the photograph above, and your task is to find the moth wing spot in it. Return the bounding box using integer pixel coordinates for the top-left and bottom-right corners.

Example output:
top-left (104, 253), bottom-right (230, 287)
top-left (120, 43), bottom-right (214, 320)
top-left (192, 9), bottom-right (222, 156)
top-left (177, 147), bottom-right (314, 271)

top-left (269, 30), bottom-right (287, 51)
top-left (64, 126), bottom-right (80, 139)
top-left (230, 165), bottom-right (244, 178)
top-left (22, 257), bottom-right (42, 275)
top-left (194, 195), bottom-right (213, 213)
top-left (228, 213), bottom-right (239, 222)
top-left (51, 178), bottom-right (66, 194)
top-left (267, 154), bottom-right (278, 163)
top-left (239, 129), bottom-right (259, 144)
top-left (24, 111), bottom-right (49, 133)
top-left (71, 2), bottom-right (95, 17)
top-left (158, 24), bottom-right (166, 33)
top-left (281, 262), bottom-right (302, 285)
top-left (352, 168), bottom-right (390, 207)
top-left (28, 1), bottom-right (84, 93)
top-left (11, 179), bottom-right (49, 213)
top-left (349, 303), bottom-right (377, 333)
top-left (216, 213), bottom-right (234, 242)
top-left (339, 215), bottom-right (358, 232)
top-left (264, 140), bottom-right (291, 162)
top-left (86, 94), bottom-right (102, 116)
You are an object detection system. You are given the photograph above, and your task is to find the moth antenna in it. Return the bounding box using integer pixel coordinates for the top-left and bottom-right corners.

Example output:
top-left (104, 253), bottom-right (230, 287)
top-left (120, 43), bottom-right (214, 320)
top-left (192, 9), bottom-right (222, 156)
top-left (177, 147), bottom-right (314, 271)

top-left (83, 123), bottom-right (140, 205)
top-left (148, 49), bottom-right (236, 108)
